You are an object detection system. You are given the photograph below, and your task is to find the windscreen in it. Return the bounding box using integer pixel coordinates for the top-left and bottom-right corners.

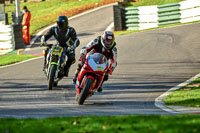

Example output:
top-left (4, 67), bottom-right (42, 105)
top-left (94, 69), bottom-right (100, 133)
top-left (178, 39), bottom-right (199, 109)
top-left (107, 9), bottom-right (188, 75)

top-left (92, 53), bottom-right (107, 64)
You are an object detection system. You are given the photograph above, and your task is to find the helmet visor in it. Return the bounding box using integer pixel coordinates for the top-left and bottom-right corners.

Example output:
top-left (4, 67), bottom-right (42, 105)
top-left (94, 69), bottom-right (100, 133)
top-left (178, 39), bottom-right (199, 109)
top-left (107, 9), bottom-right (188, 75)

top-left (57, 21), bottom-right (64, 29)
top-left (103, 36), bottom-right (114, 49)
top-left (57, 20), bottom-right (68, 29)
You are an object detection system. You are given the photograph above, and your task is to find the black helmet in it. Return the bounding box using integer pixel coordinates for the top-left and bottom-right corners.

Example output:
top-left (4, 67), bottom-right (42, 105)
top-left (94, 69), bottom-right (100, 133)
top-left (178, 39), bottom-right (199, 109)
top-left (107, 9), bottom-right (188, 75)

top-left (101, 31), bottom-right (115, 49)
top-left (57, 15), bottom-right (68, 29)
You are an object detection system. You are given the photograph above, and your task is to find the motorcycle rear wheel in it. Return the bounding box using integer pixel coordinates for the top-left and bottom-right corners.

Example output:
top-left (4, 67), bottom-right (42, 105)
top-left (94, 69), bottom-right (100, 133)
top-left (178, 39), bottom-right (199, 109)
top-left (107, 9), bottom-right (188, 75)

top-left (78, 77), bottom-right (94, 105)
top-left (48, 64), bottom-right (57, 90)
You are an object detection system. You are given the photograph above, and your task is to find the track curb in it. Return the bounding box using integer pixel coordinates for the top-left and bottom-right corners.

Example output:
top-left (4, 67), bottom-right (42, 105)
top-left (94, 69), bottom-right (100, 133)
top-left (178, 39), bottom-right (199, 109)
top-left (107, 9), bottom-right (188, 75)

top-left (155, 73), bottom-right (200, 114)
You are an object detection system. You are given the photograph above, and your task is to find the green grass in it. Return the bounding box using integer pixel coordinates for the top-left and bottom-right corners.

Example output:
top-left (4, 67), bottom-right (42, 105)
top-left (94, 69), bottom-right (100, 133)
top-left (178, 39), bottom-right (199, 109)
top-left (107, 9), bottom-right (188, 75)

top-left (5, 0), bottom-right (118, 35)
top-left (164, 87), bottom-right (200, 107)
top-left (191, 77), bottom-right (200, 84)
top-left (164, 77), bottom-right (200, 107)
top-left (1, 114), bottom-right (200, 133)
top-left (0, 54), bottom-right (39, 66)
top-left (127, 0), bottom-right (184, 7)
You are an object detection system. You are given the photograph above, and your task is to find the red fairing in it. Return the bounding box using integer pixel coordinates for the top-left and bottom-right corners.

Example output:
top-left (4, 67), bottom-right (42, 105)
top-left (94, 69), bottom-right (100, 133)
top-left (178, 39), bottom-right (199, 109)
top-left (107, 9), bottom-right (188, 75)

top-left (77, 59), bottom-right (106, 91)
top-left (75, 53), bottom-right (109, 101)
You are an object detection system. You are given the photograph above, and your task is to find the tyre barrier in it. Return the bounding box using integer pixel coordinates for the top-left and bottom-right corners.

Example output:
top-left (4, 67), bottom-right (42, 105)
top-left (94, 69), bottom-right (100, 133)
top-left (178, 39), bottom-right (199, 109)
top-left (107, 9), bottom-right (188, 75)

top-left (0, 24), bottom-right (24, 55)
top-left (13, 24), bottom-right (24, 49)
top-left (0, 24), bottom-right (15, 55)
top-left (114, 0), bottom-right (200, 31)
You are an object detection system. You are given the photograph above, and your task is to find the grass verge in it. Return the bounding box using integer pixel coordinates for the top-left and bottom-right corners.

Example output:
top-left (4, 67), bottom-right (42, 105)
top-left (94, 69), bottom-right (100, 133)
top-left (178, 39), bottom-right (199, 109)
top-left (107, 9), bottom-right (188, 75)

top-left (5, 0), bottom-right (118, 35)
top-left (0, 54), bottom-right (39, 66)
top-left (0, 114), bottom-right (200, 133)
top-left (164, 77), bottom-right (200, 107)
top-left (127, 0), bottom-right (184, 7)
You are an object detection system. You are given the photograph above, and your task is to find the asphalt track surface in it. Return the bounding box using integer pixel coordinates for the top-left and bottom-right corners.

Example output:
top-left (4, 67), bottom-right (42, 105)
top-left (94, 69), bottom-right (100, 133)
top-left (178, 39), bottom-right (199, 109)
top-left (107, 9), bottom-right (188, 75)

top-left (1, 5), bottom-right (200, 118)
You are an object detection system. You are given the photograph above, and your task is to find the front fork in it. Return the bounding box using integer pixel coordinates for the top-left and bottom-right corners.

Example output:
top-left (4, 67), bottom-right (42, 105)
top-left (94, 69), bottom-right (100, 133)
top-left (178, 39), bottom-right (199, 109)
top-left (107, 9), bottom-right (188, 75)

top-left (54, 59), bottom-right (61, 82)
top-left (47, 56), bottom-right (52, 79)
top-left (47, 56), bottom-right (60, 82)
top-left (78, 75), bottom-right (97, 95)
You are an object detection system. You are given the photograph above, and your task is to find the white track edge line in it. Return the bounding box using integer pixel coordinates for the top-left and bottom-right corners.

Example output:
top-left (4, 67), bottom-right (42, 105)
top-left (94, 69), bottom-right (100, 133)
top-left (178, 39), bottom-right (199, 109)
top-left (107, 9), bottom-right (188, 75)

top-left (154, 72), bottom-right (200, 113)
top-left (105, 22), bottom-right (114, 31)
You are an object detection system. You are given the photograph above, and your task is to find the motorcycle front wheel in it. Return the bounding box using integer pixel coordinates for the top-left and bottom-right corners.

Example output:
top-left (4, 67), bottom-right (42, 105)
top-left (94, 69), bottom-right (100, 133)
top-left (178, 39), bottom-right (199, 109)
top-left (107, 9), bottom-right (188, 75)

top-left (78, 77), bottom-right (94, 105)
top-left (48, 64), bottom-right (57, 90)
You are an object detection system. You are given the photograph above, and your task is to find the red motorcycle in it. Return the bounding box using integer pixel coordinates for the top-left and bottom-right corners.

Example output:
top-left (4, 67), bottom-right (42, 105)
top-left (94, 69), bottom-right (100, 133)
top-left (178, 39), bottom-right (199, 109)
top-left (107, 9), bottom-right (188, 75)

top-left (75, 53), bottom-right (110, 105)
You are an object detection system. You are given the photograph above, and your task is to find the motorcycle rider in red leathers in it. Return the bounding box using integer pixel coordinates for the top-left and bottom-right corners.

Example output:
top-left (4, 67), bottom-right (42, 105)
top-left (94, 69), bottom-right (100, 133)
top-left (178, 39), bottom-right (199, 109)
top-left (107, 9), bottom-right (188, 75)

top-left (73, 31), bottom-right (117, 92)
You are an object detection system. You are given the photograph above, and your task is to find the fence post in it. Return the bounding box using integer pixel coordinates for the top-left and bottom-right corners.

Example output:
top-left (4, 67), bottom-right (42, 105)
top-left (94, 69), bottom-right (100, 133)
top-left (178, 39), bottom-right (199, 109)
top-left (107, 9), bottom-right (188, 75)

top-left (5, 13), bottom-right (8, 25)
top-left (113, 4), bottom-right (125, 31)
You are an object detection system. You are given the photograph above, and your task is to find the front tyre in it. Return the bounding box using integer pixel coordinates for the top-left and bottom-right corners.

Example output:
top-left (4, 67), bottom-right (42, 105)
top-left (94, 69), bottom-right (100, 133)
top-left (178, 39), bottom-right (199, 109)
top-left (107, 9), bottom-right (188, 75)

top-left (78, 77), bottom-right (94, 105)
top-left (48, 64), bottom-right (57, 90)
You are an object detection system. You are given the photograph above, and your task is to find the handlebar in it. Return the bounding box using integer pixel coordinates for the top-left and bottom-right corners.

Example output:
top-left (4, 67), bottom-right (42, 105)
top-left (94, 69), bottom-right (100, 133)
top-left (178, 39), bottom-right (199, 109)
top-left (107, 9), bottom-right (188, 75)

top-left (40, 43), bottom-right (74, 53)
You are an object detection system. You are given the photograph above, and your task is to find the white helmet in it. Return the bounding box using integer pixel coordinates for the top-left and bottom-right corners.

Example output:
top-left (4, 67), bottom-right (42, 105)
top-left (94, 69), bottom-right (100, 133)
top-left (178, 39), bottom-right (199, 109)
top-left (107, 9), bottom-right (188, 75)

top-left (101, 31), bottom-right (115, 49)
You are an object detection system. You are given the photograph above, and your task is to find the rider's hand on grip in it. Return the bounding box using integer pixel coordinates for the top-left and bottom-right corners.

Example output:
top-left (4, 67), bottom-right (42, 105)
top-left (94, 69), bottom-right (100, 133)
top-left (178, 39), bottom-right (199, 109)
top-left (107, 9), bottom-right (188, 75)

top-left (80, 56), bottom-right (86, 63)
top-left (79, 53), bottom-right (86, 63)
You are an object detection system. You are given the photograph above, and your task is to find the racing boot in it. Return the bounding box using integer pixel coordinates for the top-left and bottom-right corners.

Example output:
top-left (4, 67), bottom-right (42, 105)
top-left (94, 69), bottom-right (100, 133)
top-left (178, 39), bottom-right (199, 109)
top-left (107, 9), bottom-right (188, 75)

top-left (97, 73), bottom-right (108, 93)
top-left (43, 49), bottom-right (48, 71)
top-left (64, 69), bottom-right (69, 77)
top-left (97, 86), bottom-right (103, 93)
top-left (64, 64), bottom-right (71, 77)
top-left (43, 65), bottom-right (46, 71)
top-left (72, 69), bottom-right (79, 84)
top-left (73, 63), bottom-right (82, 84)
top-left (43, 62), bottom-right (46, 71)
top-left (97, 82), bottom-right (104, 93)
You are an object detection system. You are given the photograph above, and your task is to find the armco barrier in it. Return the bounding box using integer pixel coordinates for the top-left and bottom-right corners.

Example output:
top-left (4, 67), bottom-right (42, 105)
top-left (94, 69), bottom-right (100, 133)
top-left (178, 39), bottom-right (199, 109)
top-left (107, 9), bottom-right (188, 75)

top-left (0, 24), bottom-right (15, 55)
top-left (124, 5), bottom-right (159, 30)
top-left (114, 0), bottom-right (200, 31)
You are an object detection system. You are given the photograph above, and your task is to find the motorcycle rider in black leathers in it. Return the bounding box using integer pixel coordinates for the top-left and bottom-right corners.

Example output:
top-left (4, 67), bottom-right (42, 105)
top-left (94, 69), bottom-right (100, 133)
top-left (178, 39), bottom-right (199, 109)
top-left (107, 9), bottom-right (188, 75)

top-left (73, 31), bottom-right (117, 92)
top-left (41, 15), bottom-right (80, 76)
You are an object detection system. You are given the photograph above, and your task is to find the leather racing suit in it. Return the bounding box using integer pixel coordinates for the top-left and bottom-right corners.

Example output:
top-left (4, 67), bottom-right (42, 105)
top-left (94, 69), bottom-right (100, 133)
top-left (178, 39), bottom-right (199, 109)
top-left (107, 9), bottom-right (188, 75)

top-left (41, 26), bottom-right (80, 75)
top-left (74, 36), bottom-right (117, 88)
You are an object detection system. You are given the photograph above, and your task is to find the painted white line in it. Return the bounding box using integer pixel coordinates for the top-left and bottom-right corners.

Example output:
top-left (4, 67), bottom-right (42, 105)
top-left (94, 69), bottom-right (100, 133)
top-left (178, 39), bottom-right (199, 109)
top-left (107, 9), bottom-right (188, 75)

top-left (155, 73), bottom-right (200, 113)
top-left (105, 22), bottom-right (114, 31)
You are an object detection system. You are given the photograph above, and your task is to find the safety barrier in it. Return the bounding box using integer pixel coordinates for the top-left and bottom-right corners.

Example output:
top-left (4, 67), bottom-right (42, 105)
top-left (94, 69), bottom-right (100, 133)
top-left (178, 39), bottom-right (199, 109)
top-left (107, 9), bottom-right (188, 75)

top-left (114, 0), bottom-right (200, 31)
top-left (0, 24), bottom-right (15, 55)
top-left (0, 4), bottom-right (15, 55)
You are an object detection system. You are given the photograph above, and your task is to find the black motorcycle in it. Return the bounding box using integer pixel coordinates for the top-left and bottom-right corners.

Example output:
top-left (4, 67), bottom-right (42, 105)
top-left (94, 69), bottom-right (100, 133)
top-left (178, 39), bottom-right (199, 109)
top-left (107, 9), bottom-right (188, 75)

top-left (43, 44), bottom-right (72, 90)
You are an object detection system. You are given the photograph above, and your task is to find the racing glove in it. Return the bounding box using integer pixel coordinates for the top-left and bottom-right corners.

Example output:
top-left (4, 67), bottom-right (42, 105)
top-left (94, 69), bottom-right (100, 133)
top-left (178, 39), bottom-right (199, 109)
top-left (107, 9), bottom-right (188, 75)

top-left (79, 53), bottom-right (86, 63)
